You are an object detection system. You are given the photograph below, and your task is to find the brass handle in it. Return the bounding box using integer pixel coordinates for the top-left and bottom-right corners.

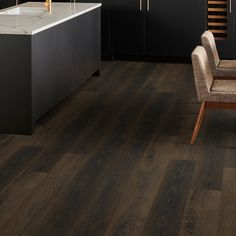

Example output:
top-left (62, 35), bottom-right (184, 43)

top-left (140, 0), bottom-right (142, 11)
top-left (147, 0), bottom-right (150, 11)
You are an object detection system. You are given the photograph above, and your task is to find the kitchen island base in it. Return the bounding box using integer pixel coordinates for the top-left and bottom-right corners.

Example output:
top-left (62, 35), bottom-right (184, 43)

top-left (0, 7), bottom-right (100, 134)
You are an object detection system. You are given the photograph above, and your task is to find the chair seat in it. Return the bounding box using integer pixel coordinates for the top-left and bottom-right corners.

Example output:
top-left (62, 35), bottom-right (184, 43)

top-left (218, 60), bottom-right (236, 69)
top-left (211, 79), bottom-right (236, 93)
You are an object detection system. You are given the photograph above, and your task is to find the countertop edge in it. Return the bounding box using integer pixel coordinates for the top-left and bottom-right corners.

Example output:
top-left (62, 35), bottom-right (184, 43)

top-left (0, 3), bottom-right (102, 35)
top-left (31, 4), bottom-right (101, 35)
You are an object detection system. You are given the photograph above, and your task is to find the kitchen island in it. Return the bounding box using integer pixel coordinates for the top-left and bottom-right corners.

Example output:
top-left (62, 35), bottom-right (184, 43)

top-left (0, 2), bottom-right (101, 134)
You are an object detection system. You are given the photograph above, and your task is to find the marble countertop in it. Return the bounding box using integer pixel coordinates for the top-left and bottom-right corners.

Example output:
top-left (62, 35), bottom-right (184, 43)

top-left (0, 2), bottom-right (101, 35)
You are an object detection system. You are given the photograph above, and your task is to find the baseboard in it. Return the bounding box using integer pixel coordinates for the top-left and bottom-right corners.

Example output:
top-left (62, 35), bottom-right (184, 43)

top-left (112, 55), bottom-right (191, 64)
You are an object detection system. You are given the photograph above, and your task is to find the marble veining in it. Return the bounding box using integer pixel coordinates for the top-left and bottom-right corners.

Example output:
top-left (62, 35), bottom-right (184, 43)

top-left (0, 2), bottom-right (101, 35)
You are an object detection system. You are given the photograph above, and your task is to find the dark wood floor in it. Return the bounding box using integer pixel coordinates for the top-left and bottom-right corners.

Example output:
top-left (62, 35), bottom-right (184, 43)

top-left (0, 61), bottom-right (236, 236)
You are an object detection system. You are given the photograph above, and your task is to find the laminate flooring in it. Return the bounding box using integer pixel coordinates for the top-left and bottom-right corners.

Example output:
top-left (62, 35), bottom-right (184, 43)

top-left (0, 61), bottom-right (236, 236)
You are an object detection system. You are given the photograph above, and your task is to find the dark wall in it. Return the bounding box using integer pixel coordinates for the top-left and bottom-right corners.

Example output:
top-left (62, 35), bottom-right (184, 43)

top-left (0, 0), bottom-right (16, 9)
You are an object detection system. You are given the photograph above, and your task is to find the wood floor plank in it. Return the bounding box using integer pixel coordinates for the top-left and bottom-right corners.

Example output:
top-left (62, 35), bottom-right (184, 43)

top-left (101, 142), bottom-right (189, 236)
top-left (64, 93), bottom-right (175, 236)
top-left (23, 74), bottom-right (167, 235)
top-left (0, 146), bottom-right (42, 191)
top-left (141, 160), bottom-right (195, 236)
top-left (180, 189), bottom-right (221, 236)
top-left (24, 79), bottom-right (169, 235)
top-left (223, 147), bottom-right (236, 168)
top-left (199, 146), bottom-right (224, 191)
top-left (0, 153), bottom-right (87, 236)
top-left (151, 64), bottom-right (188, 93)
top-left (185, 145), bottom-right (225, 191)
top-left (179, 145), bottom-right (224, 235)
top-left (68, 62), bottom-right (160, 153)
top-left (217, 167), bottom-right (236, 236)
top-left (22, 136), bottom-right (129, 236)
top-left (0, 171), bottom-right (47, 226)
top-left (0, 135), bottom-right (16, 165)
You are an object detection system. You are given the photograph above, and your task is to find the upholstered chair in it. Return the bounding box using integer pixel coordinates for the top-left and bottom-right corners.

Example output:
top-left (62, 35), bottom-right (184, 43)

top-left (201, 31), bottom-right (236, 78)
top-left (191, 46), bottom-right (236, 144)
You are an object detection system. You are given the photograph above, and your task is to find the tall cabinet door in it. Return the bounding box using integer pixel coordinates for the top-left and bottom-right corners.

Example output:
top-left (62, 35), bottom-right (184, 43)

top-left (112, 0), bottom-right (145, 57)
top-left (145, 0), bottom-right (204, 58)
top-left (74, 0), bottom-right (112, 59)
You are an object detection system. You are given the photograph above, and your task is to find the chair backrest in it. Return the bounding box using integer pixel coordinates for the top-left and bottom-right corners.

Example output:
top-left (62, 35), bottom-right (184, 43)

top-left (201, 31), bottom-right (220, 75)
top-left (191, 46), bottom-right (214, 101)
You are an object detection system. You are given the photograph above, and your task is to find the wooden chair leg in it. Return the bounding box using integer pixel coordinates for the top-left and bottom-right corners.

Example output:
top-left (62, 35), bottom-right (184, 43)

top-left (190, 102), bottom-right (206, 145)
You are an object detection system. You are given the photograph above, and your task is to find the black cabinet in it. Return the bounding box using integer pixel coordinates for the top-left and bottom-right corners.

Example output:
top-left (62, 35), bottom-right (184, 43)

top-left (146, 0), bottom-right (204, 57)
top-left (75, 0), bottom-right (112, 59)
top-left (112, 0), bottom-right (145, 56)
top-left (0, 8), bottom-right (100, 134)
top-left (0, 0), bottom-right (16, 9)
top-left (112, 0), bottom-right (204, 58)
top-left (99, 0), bottom-right (112, 59)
